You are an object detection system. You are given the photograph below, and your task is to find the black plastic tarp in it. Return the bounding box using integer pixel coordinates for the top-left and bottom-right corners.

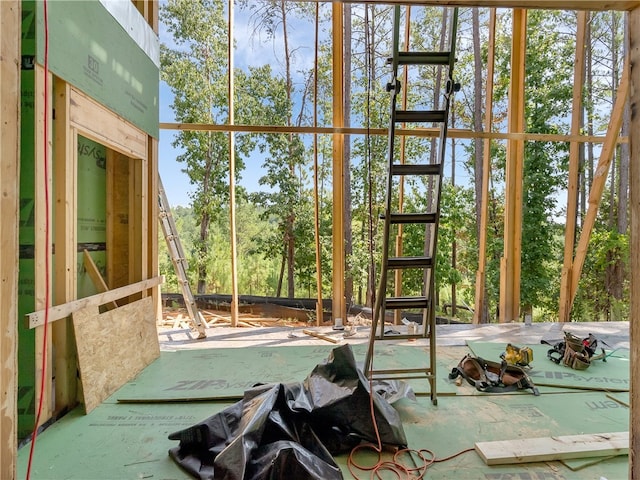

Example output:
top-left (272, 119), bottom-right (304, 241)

top-left (168, 344), bottom-right (412, 480)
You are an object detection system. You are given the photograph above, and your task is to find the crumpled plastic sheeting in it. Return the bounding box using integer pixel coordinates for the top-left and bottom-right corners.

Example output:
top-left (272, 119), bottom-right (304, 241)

top-left (168, 344), bottom-right (412, 480)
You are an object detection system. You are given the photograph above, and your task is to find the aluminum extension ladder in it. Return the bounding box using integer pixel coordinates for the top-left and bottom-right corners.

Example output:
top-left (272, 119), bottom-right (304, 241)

top-left (158, 175), bottom-right (207, 339)
top-left (364, 5), bottom-right (458, 405)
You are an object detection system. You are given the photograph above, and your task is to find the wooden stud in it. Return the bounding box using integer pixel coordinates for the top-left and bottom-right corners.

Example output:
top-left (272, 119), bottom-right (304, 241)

top-left (52, 78), bottom-right (79, 413)
top-left (82, 249), bottom-right (118, 310)
top-left (628, 6), bottom-right (639, 478)
top-left (148, 138), bottom-right (162, 323)
top-left (499, 9), bottom-right (527, 323)
top-left (228, 0), bottom-right (240, 328)
top-left (0, 1), bottom-right (20, 476)
top-left (34, 64), bottom-right (54, 430)
top-left (332, 2), bottom-right (346, 327)
top-left (313, 2), bottom-right (323, 327)
top-left (473, 9), bottom-right (496, 324)
top-left (558, 12), bottom-right (588, 323)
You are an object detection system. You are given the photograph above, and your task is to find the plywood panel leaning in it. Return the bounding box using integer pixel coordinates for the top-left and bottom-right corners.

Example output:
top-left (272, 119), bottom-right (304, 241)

top-left (72, 296), bottom-right (160, 413)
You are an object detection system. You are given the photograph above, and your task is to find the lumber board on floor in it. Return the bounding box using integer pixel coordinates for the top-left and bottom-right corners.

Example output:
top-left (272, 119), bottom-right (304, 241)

top-left (73, 296), bottom-right (160, 413)
top-left (475, 431), bottom-right (629, 465)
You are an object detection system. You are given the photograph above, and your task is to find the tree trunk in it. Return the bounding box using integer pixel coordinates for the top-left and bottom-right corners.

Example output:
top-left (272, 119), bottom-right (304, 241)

top-left (279, 0), bottom-right (296, 298)
top-left (471, 7), bottom-right (488, 323)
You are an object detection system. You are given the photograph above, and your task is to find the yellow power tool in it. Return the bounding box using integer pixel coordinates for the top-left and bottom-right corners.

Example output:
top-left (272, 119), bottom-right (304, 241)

top-left (501, 343), bottom-right (533, 367)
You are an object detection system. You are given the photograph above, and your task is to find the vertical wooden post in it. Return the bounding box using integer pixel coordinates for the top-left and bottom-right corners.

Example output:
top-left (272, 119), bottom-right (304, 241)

top-left (473, 9), bottom-right (496, 324)
top-left (148, 138), bottom-right (161, 320)
top-left (332, 2), bottom-right (346, 327)
top-left (629, 8), bottom-right (640, 477)
top-left (0, 1), bottom-right (20, 476)
top-left (228, 0), bottom-right (240, 328)
top-left (52, 78), bottom-right (78, 412)
top-left (499, 9), bottom-right (526, 323)
top-left (558, 12), bottom-right (587, 323)
top-left (313, 3), bottom-right (323, 326)
top-left (34, 64), bottom-right (53, 429)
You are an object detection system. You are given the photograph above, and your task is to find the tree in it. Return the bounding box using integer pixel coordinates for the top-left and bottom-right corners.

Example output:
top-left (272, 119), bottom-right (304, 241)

top-left (239, 0), bottom-right (316, 298)
top-left (160, 0), bottom-right (245, 294)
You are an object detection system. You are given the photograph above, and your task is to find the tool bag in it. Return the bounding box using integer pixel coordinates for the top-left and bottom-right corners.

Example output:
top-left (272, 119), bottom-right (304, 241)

top-left (449, 354), bottom-right (540, 396)
top-left (542, 332), bottom-right (606, 370)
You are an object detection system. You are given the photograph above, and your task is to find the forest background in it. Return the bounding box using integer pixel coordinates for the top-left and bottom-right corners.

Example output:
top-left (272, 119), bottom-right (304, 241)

top-left (158, 0), bottom-right (631, 323)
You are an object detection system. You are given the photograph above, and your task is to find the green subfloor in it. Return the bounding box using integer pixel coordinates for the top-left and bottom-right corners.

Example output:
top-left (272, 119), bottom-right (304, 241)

top-left (18, 342), bottom-right (630, 479)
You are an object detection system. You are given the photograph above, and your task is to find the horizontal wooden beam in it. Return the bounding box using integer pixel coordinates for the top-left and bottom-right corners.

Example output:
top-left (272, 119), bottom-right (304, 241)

top-left (338, 1), bottom-right (640, 11)
top-left (160, 123), bottom-right (628, 144)
top-left (27, 276), bottom-right (164, 328)
top-left (475, 431), bottom-right (629, 465)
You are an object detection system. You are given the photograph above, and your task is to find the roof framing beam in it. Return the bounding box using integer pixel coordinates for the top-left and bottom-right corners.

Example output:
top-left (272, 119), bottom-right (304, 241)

top-left (338, 1), bottom-right (640, 11)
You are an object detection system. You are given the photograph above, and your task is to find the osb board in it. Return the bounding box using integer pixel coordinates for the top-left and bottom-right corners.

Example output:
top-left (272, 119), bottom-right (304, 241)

top-left (73, 296), bottom-right (159, 413)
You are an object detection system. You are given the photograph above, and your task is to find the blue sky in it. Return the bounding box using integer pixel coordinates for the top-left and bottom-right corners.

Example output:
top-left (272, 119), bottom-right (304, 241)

top-left (157, 3), bottom-right (318, 207)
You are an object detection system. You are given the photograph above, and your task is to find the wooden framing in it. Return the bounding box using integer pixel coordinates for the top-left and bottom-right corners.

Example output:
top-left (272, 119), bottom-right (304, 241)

top-left (0, 0), bottom-right (638, 475)
top-left (473, 8), bottom-right (496, 324)
top-left (629, 6), bottom-right (640, 478)
top-left (332, 2), bottom-right (347, 327)
top-left (558, 11), bottom-right (588, 323)
top-left (499, 9), bottom-right (526, 323)
top-left (0, 2), bottom-right (20, 477)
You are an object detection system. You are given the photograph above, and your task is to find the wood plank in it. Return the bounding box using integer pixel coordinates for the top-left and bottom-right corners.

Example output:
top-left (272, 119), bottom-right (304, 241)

top-left (629, 6), bottom-right (640, 479)
top-left (558, 11), bottom-right (587, 323)
top-left (303, 329), bottom-right (340, 344)
top-left (500, 9), bottom-right (526, 323)
top-left (83, 249), bottom-right (118, 310)
top-left (34, 64), bottom-right (54, 430)
top-left (69, 88), bottom-right (147, 160)
top-left (72, 296), bottom-right (160, 413)
top-left (475, 431), bottom-right (629, 465)
top-left (160, 122), bottom-right (628, 144)
top-left (27, 276), bottom-right (163, 328)
top-left (52, 78), bottom-right (78, 413)
top-left (338, 1), bottom-right (640, 10)
top-left (0, 2), bottom-right (21, 476)
top-left (332, 2), bottom-right (346, 326)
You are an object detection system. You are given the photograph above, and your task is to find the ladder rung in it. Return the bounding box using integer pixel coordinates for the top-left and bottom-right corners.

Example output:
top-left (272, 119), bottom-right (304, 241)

top-left (389, 213), bottom-right (437, 224)
top-left (395, 109), bottom-right (446, 123)
top-left (385, 296), bottom-right (430, 309)
top-left (391, 163), bottom-right (441, 176)
top-left (397, 51), bottom-right (452, 66)
top-left (387, 256), bottom-right (433, 269)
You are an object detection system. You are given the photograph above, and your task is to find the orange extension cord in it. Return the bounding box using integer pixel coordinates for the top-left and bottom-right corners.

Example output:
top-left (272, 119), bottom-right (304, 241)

top-left (347, 375), bottom-right (475, 479)
top-left (26, 0), bottom-right (50, 478)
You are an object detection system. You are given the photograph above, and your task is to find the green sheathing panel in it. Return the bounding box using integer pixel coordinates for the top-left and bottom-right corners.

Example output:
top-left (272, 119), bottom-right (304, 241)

top-left (18, 1), bottom-right (38, 441)
top-left (113, 344), bottom-right (466, 402)
top-left (77, 136), bottom-right (107, 298)
top-left (35, 1), bottom-right (158, 137)
top-left (17, 367), bottom-right (629, 478)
